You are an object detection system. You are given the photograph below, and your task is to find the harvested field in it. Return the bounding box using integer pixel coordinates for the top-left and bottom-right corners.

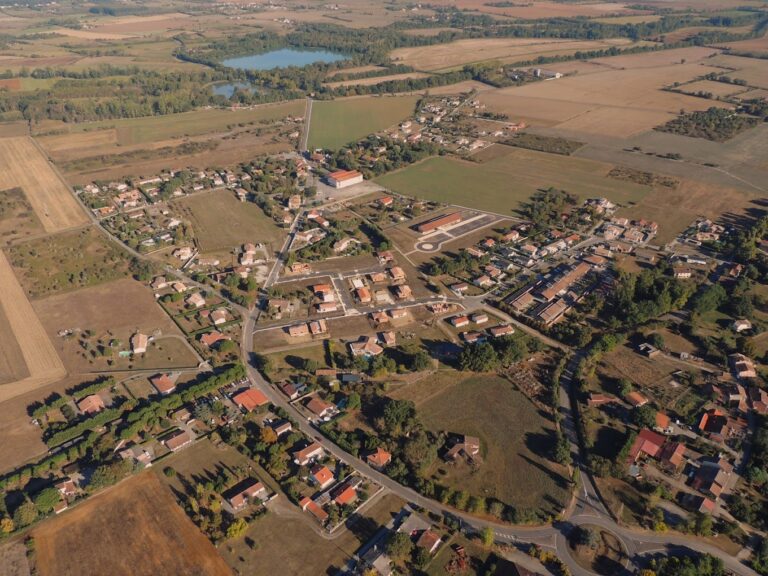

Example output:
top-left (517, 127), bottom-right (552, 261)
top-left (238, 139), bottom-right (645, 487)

top-left (37, 129), bottom-right (118, 159)
top-left (390, 37), bottom-right (637, 72)
top-left (0, 540), bottom-right (29, 576)
top-left (706, 54), bottom-right (768, 90)
top-left (431, 0), bottom-right (641, 19)
top-left (0, 251), bottom-right (66, 404)
top-left (33, 472), bottom-right (231, 576)
top-left (92, 13), bottom-right (192, 35)
top-left (7, 227), bottom-right (131, 298)
top-left (0, 137), bottom-right (88, 233)
top-left (681, 79), bottom-right (747, 97)
top-left (32, 278), bottom-right (199, 374)
top-left (325, 72), bottom-right (430, 89)
top-left (376, 148), bottom-right (650, 216)
top-left (739, 88), bottom-right (768, 100)
top-left (51, 28), bottom-right (135, 40)
top-left (721, 33), bottom-right (768, 54)
top-left (308, 95), bottom-right (418, 150)
top-left (174, 189), bottom-right (285, 253)
top-left (0, 187), bottom-right (45, 245)
top-left (415, 80), bottom-right (496, 95)
top-left (326, 65), bottom-right (383, 78)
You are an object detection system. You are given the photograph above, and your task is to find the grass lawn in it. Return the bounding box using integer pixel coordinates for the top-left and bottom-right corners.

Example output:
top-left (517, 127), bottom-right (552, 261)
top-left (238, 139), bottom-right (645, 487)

top-left (398, 371), bottom-right (570, 517)
top-left (308, 95), bottom-right (419, 150)
top-left (174, 189), bottom-right (286, 253)
top-left (266, 343), bottom-right (330, 379)
top-left (375, 148), bottom-right (651, 216)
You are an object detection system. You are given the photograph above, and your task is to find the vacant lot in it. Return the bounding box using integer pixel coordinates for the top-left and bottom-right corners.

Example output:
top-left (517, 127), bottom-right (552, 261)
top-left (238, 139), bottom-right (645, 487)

top-left (394, 372), bottom-right (570, 516)
top-left (376, 148), bottom-right (650, 216)
top-left (308, 95), bottom-right (418, 150)
top-left (0, 251), bottom-right (65, 403)
top-left (33, 278), bottom-right (198, 374)
top-left (0, 137), bottom-right (88, 233)
top-left (390, 37), bottom-right (638, 72)
top-left (7, 227), bottom-right (131, 298)
top-left (174, 190), bottom-right (285, 253)
top-left (34, 473), bottom-right (231, 576)
top-left (0, 187), bottom-right (44, 245)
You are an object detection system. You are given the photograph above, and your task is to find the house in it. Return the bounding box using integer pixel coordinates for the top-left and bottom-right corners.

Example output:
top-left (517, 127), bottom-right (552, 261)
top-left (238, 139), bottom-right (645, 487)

top-left (415, 212), bottom-right (462, 234)
top-left (200, 331), bottom-right (230, 348)
top-left (55, 478), bottom-right (78, 498)
top-left (462, 331), bottom-right (484, 344)
top-left (474, 275), bottom-right (493, 288)
top-left (450, 282), bottom-right (469, 295)
top-left (369, 271), bottom-right (388, 284)
top-left (171, 282), bottom-right (188, 293)
top-left (749, 386), bottom-right (768, 415)
top-left (490, 325), bottom-right (514, 338)
top-left (173, 246), bottom-right (194, 260)
top-left (698, 408), bottom-right (746, 443)
top-left (450, 315), bottom-right (470, 328)
top-left (638, 343), bottom-right (661, 358)
top-left (316, 302), bottom-right (338, 313)
top-left (416, 529), bottom-right (442, 554)
top-left (310, 465), bottom-right (335, 490)
top-left (691, 457), bottom-right (733, 499)
top-left (394, 284), bottom-right (412, 300)
top-left (389, 308), bottom-right (408, 320)
top-left (119, 444), bottom-right (154, 468)
top-left (658, 441), bottom-right (686, 472)
top-left (311, 283), bottom-right (335, 301)
top-left (150, 373), bottom-right (177, 395)
top-left (389, 266), bottom-right (406, 282)
top-left (377, 250), bottom-right (394, 264)
top-left (367, 447), bottom-right (392, 470)
top-left (151, 276), bottom-right (168, 290)
top-left (445, 435), bottom-right (481, 462)
top-left (537, 299), bottom-right (569, 326)
top-left (306, 396), bottom-right (335, 419)
top-left (732, 319), bottom-right (753, 333)
top-left (77, 394), bottom-right (105, 415)
top-left (272, 420), bottom-right (293, 437)
top-left (626, 391), bottom-right (649, 407)
top-left (280, 381), bottom-right (305, 400)
top-left (293, 442), bottom-right (324, 466)
top-left (186, 292), bottom-right (206, 309)
top-left (540, 262), bottom-right (591, 301)
top-left (289, 323), bottom-right (310, 337)
top-left (349, 336), bottom-right (384, 358)
top-left (587, 393), bottom-right (617, 407)
top-left (300, 496), bottom-right (329, 523)
top-left (211, 309), bottom-right (228, 326)
top-left (225, 478), bottom-right (267, 511)
top-left (730, 353), bottom-right (757, 379)
top-left (471, 313), bottom-right (488, 325)
top-left (371, 311), bottom-right (389, 326)
top-left (287, 194), bottom-right (302, 210)
top-left (327, 169), bottom-right (363, 189)
top-left (654, 412), bottom-right (673, 434)
top-left (502, 230), bottom-right (520, 243)
top-left (355, 287), bottom-right (372, 304)
top-left (333, 484), bottom-right (357, 507)
top-left (510, 292), bottom-right (534, 312)
top-left (309, 319), bottom-right (328, 336)
top-left (163, 429), bottom-right (192, 452)
top-left (673, 267), bottom-right (693, 279)
top-left (378, 196), bottom-right (394, 208)
top-left (379, 331), bottom-right (396, 347)
top-left (130, 332), bottom-right (148, 355)
top-left (333, 237), bottom-right (359, 253)
top-left (233, 388), bottom-right (269, 412)
top-left (626, 429), bottom-right (666, 463)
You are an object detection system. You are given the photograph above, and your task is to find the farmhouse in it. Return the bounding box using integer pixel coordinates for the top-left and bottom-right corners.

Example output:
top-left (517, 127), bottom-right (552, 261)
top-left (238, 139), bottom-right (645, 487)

top-left (233, 388), bottom-right (270, 412)
top-left (150, 373), bottom-right (177, 395)
top-left (445, 435), bottom-right (481, 462)
top-left (77, 394), bottom-right (105, 415)
top-left (415, 212), bottom-right (462, 234)
top-left (327, 169), bottom-right (364, 189)
top-left (225, 478), bottom-right (267, 511)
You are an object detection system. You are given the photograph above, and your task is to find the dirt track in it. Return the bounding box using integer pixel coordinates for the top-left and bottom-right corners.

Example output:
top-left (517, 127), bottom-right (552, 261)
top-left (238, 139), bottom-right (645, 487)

top-left (0, 251), bottom-right (65, 403)
top-left (0, 137), bottom-right (88, 233)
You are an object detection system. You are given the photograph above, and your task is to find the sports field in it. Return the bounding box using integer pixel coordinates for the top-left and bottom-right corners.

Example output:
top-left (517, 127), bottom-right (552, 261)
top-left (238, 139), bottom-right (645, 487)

top-left (33, 472), bottom-right (232, 576)
top-left (376, 147), bottom-right (650, 216)
top-left (307, 95), bottom-right (418, 150)
top-left (0, 137), bottom-right (88, 233)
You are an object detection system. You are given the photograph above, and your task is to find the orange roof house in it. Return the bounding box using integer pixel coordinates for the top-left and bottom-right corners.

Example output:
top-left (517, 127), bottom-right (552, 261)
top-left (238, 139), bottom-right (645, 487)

top-left (77, 394), bottom-right (105, 415)
top-left (300, 497), bottom-right (329, 522)
top-left (334, 485), bottom-right (357, 507)
top-left (366, 447), bottom-right (392, 470)
top-left (150, 373), bottom-right (176, 395)
top-left (200, 331), bottom-right (230, 348)
top-left (233, 388), bottom-right (269, 412)
top-left (626, 429), bottom-right (665, 463)
top-left (310, 465), bottom-right (335, 490)
top-left (626, 391), bottom-right (649, 407)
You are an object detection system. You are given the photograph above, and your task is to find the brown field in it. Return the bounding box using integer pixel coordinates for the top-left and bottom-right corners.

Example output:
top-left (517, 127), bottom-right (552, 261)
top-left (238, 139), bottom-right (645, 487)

top-left (681, 79), bottom-right (747, 97)
top-left (325, 72), bottom-right (431, 89)
top-left (37, 129), bottom-right (118, 159)
top-left (51, 28), bottom-right (135, 40)
top-left (410, 80), bottom-right (495, 95)
top-left (390, 37), bottom-right (636, 71)
top-left (0, 251), bottom-right (66, 404)
top-left (430, 0), bottom-right (641, 19)
top-left (662, 25), bottom-right (753, 43)
top-left (0, 78), bottom-right (21, 90)
top-left (34, 472), bottom-right (231, 576)
top-left (0, 540), bottom-right (29, 576)
top-left (739, 88), bottom-right (768, 100)
top-left (32, 278), bottom-right (199, 374)
top-left (721, 32), bottom-right (768, 54)
top-left (0, 137), bottom-right (88, 233)
top-left (707, 54), bottom-right (768, 90)
top-left (326, 65), bottom-right (383, 78)
top-left (0, 187), bottom-right (45, 245)
top-left (92, 13), bottom-right (192, 35)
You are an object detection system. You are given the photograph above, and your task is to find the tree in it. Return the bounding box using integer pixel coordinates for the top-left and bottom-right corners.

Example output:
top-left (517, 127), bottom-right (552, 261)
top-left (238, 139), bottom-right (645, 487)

top-left (12, 501), bottom-right (38, 528)
top-left (33, 487), bottom-right (61, 514)
top-left (347, 391), bottom-right (361, 411)
top-left (163, 466), bottom-right (176, 478)
top-left (575, 526), bottom-right (599, 549)
top-left (386, 531), bottom-right (414, 563)
top-left (554, 432), bottom-right (571, 465)
top-left (481, 526), bottom-right (495, 548)
top-left (634, 405), bottom-right (658, 429)
top-left (459, 342), bottom-right (499, 372)
top-left (414, 546), bottom-right (432, 568)
top-left (226, 518), bottom-right (248, 539)
top-left (260, 426), bottom-right (278, 444)
top-left (0, 517), bottom-right (14, 534)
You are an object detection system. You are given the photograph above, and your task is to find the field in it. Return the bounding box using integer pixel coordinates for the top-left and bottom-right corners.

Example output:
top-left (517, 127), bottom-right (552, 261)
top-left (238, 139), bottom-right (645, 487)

top-left (0, 251), bottom-right (66, 403)
top-left (308, 95), bottom-right (419, 150)
top-left (0, 137), bottom-right (88, 233)
top-left (679, 79), bottom-right (747, 97)
top-left (376, 148), bottom-right (650, 216)
top-left (33, 472), bottom-right (232, 576)
top-left (174, 190), bottom-right (286, 253)
top-left (428, 0), bottom-right (642, 19)
top-left (390, 37), bottom-right (639, 72)
top-left (6, 227), bottom-right (132, 298)
top-left (325, 72), bottom-right (431, 89)
top-left (392, 372), bottom-right (570, 516)
top-left (32, 278), bottom-right (199, 374)
top-left (0, 188), bottom-right (45, 245)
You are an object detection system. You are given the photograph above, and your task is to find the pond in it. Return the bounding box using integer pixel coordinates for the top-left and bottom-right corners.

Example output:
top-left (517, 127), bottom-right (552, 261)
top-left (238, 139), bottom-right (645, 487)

top-left (221, 48), bottom-right (347, 71)
top-left (211, 82), bottom-right (254, 98)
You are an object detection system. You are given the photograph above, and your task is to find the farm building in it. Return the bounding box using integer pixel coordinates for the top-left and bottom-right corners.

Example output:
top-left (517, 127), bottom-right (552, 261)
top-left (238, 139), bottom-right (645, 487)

top-left (327, 169), bottom-right (364, 189)
top-left (415, 212), bottom-right (462, 234)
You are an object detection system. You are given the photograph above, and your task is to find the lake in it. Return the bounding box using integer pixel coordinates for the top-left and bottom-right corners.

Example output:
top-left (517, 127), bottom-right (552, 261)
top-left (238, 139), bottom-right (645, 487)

top-left (221, 48), bottom-right (347, 71)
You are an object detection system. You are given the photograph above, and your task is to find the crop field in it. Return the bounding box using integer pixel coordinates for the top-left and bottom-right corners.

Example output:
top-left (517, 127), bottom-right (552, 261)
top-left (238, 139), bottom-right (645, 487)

top-left (376, 148), bottom-right (650, 216)
top-left (0, 188), bottom-right (45, 245)
top-left (32, 278), bottom-right (199, 374)
top-left (678, 79), bottom-right (747, 97)
top-left (0, 137), bottom-right (88, 233)
top-left (396, 372), bottom-right (570, 515)
top-left (390, 37), bottom-right (638, 72)
top-left (174, 190), bottom-right (285, 253)
top-left (721, 32), bottom-right (768, 54)
top-left (308, 95), bottom-right (419, 150)
top-left (6, 227), bottom-right (132, 299)
top-left (33, 472), bottom-right (232, 576)
top-left (429, 0), bottom-right (641, 19)
top-left (707, 54), bottom-right (768, 90)
top-left (0, 251), bottom-right (66, 404)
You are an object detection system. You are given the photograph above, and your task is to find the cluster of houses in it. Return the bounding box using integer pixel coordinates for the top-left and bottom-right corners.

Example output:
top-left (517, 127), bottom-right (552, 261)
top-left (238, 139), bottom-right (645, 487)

top-left (600, 217), bottom-right (658, 247)
top-left (448, 313), bottom-right (515, 343)
top-left (350, 264), bottom-right (413, 307)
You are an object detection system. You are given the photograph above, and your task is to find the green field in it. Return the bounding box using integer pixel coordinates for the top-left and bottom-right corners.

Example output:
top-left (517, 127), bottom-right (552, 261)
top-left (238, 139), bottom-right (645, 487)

top-left (398, 372), bottom-right (570, 517)
top-left (376, 147), bottom-right (651, 216)
top-left (174, 189), bottom-right (286, 253)
top-left (308, 95), bottom-right (419, 150)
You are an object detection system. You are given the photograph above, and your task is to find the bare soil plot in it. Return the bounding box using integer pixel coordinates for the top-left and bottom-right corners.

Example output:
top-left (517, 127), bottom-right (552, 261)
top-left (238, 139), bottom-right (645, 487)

top-left (680, 79), bottom-right (747, 97)
top-left (32, 278), bottom-right (198, 374)
top-left (0, 251), bottom-right (66, 404)
top-left (92, 13), bottom-right (192, 35)
top-left (34, 472), bottom-right (232, 576)
top-left (721, 32), bottom-right (768, 54)
top-left (0, 137), bottom-right (88, 233)
top-left (738, 88), bottom-right (768, 100)
top-left (0, 540), bottom-right (29, 576)
top-left (390, 38), bottom-right (636, 72)
top-left (174, 190), bottom-right (286, 253)
top-left (706, 54), bottom-right (768, 90)
top-left (0, 187), bottom-right (45, 245)
top-left (0, 304), bottom-right (29, 386)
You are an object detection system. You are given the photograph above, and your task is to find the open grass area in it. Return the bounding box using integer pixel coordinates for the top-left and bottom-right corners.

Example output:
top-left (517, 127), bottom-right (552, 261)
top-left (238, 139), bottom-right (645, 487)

top-left (395, 371), bottom-right (570, 517)
top-left (376, 148), bottom-right (650, 216)
top-left (174, 189), bottom-right (286, 253)
top-left (0, 187), bottom-right (44, 246)
top-left (308, 95), bottom-right (418, 150)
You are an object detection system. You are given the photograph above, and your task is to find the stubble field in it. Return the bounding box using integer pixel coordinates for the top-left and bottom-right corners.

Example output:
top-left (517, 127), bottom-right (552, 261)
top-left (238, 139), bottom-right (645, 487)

top-left (33, 472), bottom-right (232, 576)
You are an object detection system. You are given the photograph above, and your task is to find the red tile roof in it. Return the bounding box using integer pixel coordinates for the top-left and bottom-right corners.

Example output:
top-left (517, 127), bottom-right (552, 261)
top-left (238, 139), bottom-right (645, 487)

top-left (366, 447), bottom-right (392, 469)
top-left (334, 485), bottom-right (357, 506)
top-left (233, 388), bottom-right (269, 412)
